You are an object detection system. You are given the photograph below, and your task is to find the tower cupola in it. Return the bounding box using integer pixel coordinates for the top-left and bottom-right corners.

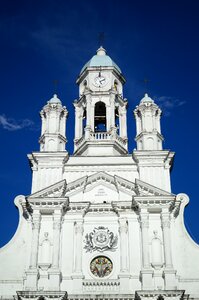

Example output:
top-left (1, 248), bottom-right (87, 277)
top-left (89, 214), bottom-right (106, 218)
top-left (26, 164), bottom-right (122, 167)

top-left (134, 94), bottom-right (163, 150)
top-left (39, 94), bottom-right (68, 152)
top-left (74, 48), bottom-right (128, 156)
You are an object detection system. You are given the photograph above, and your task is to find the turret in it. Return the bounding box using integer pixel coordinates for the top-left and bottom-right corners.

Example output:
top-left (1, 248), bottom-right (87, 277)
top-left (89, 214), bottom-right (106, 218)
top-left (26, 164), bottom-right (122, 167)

top-left (134, 94), bottom-right (163, 151)
top-left (39, 94), bottom-right (68, 152)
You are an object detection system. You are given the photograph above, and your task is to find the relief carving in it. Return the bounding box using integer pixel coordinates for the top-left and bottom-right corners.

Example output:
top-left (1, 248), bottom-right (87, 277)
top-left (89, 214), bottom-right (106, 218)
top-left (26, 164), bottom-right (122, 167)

top-left (84, 226), bottom-right (118, 252)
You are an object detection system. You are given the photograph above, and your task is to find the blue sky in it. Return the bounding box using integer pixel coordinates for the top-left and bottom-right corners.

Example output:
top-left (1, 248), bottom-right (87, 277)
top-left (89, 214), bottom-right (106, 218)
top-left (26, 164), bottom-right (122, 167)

top-left (0, 0), bottom-right (199, 247)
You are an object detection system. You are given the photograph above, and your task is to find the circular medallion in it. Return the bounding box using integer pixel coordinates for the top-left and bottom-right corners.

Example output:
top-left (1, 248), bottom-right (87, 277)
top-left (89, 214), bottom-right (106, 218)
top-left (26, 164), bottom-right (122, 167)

top-left (90, 256), bottom-right (113, 278)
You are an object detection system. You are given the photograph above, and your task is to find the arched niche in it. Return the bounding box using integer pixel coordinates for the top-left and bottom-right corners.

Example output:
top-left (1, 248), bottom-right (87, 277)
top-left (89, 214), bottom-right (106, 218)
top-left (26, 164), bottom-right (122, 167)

top-left (48, 139), bottom-right (56, 151)
top-left (146, 137), bottom-right (154, 150)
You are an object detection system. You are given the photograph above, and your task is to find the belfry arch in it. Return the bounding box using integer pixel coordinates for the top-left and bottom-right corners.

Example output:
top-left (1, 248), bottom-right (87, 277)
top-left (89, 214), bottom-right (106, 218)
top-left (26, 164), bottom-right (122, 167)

top-left (94, 101), bottom-right (106, 132)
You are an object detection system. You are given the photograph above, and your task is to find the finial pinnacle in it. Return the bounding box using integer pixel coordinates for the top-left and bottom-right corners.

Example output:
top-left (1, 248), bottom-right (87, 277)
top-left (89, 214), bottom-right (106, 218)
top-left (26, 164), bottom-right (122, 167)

top-left (96, 46), bottom-right (106, 56)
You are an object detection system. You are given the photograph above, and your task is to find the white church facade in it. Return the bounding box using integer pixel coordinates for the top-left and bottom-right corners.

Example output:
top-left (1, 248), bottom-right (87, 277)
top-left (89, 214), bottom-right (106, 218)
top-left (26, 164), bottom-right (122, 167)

top-left (0, 47), bottom-right (199, 300)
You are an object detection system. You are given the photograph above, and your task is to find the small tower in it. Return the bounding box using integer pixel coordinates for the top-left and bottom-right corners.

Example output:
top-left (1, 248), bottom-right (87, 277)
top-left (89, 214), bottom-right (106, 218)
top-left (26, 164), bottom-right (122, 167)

top-left (39, 94), bottom-right (68, 152)
top-left (134, 94), bottom-right (163, 150)
top-left (74, 47), bottom-right (128, 156)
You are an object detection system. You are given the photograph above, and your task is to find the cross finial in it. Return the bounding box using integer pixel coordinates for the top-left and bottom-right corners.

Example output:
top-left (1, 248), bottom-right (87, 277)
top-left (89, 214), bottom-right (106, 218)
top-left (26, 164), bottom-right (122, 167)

top-left (53, 79), bottom-right (58, 94)
top-left (98, 32), bottom-right (105, 47)
top-left (143, 78), bottom-right (150, 93)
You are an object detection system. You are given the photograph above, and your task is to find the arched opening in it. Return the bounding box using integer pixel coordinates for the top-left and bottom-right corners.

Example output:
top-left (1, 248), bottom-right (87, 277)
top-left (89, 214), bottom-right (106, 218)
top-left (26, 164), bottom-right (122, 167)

top-left (115, 107), bottom-right (119, 133)
top-left (83, 108), bottom-right (86, 130)
top-left (114, 79), bottom-right (119, 92)
top-left (94, 102), bottom-right (106, 132)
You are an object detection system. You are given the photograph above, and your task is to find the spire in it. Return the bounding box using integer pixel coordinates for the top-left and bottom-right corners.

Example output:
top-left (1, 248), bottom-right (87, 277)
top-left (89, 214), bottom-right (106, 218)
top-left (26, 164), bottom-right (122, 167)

top-left (39, 94), bottom-right (68, 152)
top-left (134, 94), bottom-right (163, 151)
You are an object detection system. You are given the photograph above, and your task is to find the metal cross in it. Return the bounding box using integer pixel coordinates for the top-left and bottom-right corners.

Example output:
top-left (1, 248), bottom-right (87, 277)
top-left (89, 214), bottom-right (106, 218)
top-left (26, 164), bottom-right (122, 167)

top-left (143, 78), bottom-right (150, 93)
top-left (98, 32), bottom-right (105, 47)
top-left (53, 80), bottom-right (58, 94)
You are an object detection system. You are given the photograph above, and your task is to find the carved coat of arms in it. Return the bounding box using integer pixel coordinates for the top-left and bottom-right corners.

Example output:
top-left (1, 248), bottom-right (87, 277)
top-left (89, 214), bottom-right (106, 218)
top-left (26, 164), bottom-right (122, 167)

top-left (84, 226), bottom-right (118, 252)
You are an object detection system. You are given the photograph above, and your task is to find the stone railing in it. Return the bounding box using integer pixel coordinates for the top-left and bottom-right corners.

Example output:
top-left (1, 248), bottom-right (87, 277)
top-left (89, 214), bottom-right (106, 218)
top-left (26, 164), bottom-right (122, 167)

top-left (82, 279), bottom-right (120, 293)
top-left (75, 131), bottom-right (127, 149)
top-left (90, 132), bottom-right (112, 140)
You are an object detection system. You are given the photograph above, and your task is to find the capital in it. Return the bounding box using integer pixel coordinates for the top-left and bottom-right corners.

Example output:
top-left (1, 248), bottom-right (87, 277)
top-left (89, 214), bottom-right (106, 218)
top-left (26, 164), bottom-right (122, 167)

top-left (75, 221), bottom-right (84, 234)
top-left (53, 221), bottom-right (62, 230)
top-left (161, 213), bottom-right (171, 228)
top-left (139, 214), bottom-right (149, 228)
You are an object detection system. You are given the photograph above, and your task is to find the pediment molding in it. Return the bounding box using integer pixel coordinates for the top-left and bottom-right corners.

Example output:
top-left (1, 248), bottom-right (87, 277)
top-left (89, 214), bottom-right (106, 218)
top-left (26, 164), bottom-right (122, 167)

top-left (28, 180), bottom-right (67, 199)
top-left (135, 179), bottom-right (174, 197)
top-left (27, 173), bottom-right (174, 204)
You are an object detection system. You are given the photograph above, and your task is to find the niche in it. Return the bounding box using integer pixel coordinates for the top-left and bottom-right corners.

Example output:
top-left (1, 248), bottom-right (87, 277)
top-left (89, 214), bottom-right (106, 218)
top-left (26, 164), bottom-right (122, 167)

top-left (151, 230), bottom-right (163, 269)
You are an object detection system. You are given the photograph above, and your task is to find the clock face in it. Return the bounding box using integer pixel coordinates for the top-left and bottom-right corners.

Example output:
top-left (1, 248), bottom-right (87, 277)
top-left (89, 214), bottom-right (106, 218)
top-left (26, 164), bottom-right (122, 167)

top-left (90, 256), bottom-right (113, 278)
top-left (94, 75), bottom-right (107, 87)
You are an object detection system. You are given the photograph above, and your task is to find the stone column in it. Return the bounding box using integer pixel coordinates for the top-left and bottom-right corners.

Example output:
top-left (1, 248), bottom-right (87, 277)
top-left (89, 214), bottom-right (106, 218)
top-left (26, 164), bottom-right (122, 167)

top-left (48, 210), bottom-right (62, 291)
top-left (119, 105), bottom-right (127, 138)
top-left (25, 211), bottom-right (41, 290)
top-left (106, 104), bottom-right (111, 131)
top-left (86, 95), bottom-right (92, 127)
top-left (74, 105), bottom-right (81, 140)
top-left (119, 218), bottom-right (128, 272)
top-left (60, 109), bottom-right (68, 138)
top-left (161, 212), bottom-right (176, 289)
top-left (85, 95), bottom-right (92, 139)
top-left (139, 212), bottom-right (154, 290)
top-left (90, 104), bottom-right (95, 132)
top-left (110, 93), bottom-right (115, 129)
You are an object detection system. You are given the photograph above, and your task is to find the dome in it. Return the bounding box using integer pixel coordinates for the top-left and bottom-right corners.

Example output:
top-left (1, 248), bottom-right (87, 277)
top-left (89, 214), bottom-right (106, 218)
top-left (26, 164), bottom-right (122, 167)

top-left (80, 47), bottom-right (122, 75)
top-left (140, 93), bottom-right (154, 104)
top-left (48, 94), bottom-right (62, 104)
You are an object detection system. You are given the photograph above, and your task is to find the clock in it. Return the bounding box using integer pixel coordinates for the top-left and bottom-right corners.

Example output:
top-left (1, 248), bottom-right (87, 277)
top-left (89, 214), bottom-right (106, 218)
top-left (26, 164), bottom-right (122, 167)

top-left (94, 75), bottom-right (107, 87)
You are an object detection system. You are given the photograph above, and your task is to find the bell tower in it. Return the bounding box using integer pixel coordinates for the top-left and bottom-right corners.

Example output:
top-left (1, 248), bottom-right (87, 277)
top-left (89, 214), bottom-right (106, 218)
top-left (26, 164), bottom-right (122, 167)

top-left (73, 47), bottom-right (128, 156)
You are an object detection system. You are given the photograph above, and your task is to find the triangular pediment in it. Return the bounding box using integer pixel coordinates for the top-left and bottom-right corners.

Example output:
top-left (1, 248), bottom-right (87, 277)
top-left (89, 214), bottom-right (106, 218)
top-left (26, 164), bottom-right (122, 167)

top-left (84, 172), bottom-right (117, 192)
top-left (64, 171), bottom-right (137, 197)
top-left (135, 179), bottom-right (174, 196)
top-left (27, 174), bottom-right (173, 201)
top-left (28, 179), bottom-right (67, 199)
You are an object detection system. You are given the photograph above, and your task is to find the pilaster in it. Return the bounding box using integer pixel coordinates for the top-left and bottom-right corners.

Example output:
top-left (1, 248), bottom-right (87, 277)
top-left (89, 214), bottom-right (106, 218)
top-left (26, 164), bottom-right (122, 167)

top-left (118, 217), bottom-right (130, 292)
top-left (161, 211), bottom-right (177, 289)
top-left (48, 210), bottom-right (62, 291)
top-left (139, 211), bottom-right (154, 290)
top-left (72, 220), bottom-right (84, 293)
top-left (25, 211), bottom-right (41, 290)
